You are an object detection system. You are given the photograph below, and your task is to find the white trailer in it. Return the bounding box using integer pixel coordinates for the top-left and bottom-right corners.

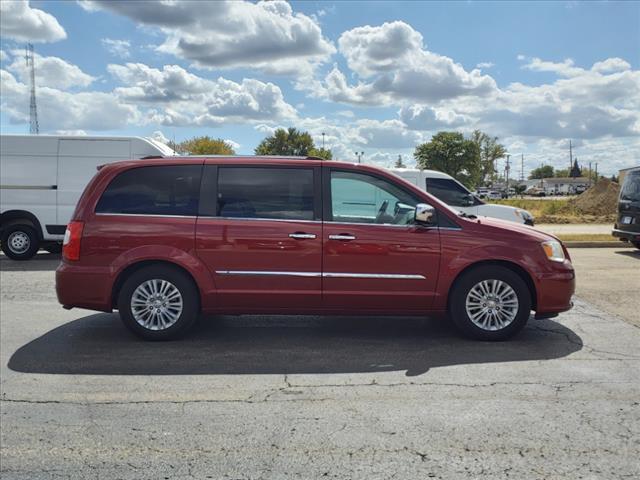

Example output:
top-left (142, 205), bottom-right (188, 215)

top-left (0, 135), bottom-right (174, 260)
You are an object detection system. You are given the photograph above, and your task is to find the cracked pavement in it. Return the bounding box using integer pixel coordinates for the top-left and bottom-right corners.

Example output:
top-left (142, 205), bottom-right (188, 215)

top-left (1, 253), bottom-right (639, 479)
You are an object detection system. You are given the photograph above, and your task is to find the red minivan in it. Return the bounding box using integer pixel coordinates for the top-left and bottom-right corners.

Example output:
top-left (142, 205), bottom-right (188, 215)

top-left (56, 157), bottom-right (575, 341)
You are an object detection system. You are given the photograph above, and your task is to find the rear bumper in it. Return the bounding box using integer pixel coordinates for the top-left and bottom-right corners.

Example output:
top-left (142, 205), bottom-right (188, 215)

top-left (56, 262), bottom-right (113, 312)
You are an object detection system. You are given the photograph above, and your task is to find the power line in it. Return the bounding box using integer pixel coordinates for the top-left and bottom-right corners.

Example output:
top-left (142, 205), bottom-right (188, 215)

top-left (25, 43), bottom-right (39, 134)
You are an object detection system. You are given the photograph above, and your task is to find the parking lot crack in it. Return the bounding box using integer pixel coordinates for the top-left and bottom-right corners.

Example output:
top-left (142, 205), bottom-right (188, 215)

top-left (531, 324), bottom-right (640, 360)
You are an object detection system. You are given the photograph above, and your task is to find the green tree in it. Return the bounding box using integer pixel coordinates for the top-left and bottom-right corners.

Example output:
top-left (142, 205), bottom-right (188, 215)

top-left (514, 184), bottom-right (527, 197)
top-left (529, 165), bottom-right (554, 179)
top-left (554, 168), bottom-right (570, 178)
top-left (470, 130), bottom-right (506, 183)
top-left (308, 147), bottom-right (333, 160)
top-left (178, 136), bottom-right (235, 155)
top-left (394, 155), bottom-right (406, 168)
top-left (414, 131), bottom-right (481, 188)
top-left (255, 127), bottom-right (315, 156)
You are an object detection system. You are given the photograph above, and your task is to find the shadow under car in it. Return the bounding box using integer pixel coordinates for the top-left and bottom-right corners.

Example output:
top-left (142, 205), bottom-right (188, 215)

top-left (8, 314), bottom-right (583, 377)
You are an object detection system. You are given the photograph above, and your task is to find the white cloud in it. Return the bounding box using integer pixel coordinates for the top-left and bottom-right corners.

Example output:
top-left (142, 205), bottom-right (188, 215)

top-left (81, 0), bottom-right (335, 76)
top-left (476, 62), bottom-right (494, 69)
top-left (53, 130), bottom-right (87, 136)
top-left (591, 57), bottom-right (631, 74)
top-left (349, 119), bottom-right (423, 149)
top-left (312, 21), bottom-right (496, 105)
top-left (0, 50), bottom-right (8, 62)
top-left (101, 38), bottom-right (131, 59)
top-left (399, 105), bottom-right (470, 130)
top-left (0, 0), bottom-right (66, 43)
top-left (0, 69), bottom-right (140, 131)
top-left (108, 62), bottom-right (297, 126)
top-left (7, 50), bottom-right (95, 89)
top-left (391, 55), bottom-right (640, 142)
top-left (254, 124), bottom-right (279, 135)
top-left (224, 139), bottom-right (241, 151)
top-left (337, 110), bottom-right (355, 118)
top-left (150, 130), bottom-right (170, 145)
top-left (521, 57), bottom-right (584, 77)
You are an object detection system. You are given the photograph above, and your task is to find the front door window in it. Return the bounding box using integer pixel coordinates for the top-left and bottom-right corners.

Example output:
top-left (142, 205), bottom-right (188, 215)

top-left (330, 170), bottom-right (419, 225)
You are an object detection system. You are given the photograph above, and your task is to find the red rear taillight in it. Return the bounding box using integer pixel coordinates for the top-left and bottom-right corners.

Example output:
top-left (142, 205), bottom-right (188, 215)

top-left (62, 221), bottom-right (84, 261)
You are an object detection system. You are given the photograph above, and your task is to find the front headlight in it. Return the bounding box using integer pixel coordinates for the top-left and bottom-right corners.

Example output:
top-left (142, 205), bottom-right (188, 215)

top-left (542, 240), bottom-right (565, 262)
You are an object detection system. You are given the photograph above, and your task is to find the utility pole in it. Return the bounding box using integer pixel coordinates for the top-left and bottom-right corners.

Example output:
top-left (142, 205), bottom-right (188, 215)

top-left (520, 154), bottom-right (524, 182)
top-left (595, 163), bottom-right (598, 183)
top-left (321, 132), bottom-right (325, 150)
top-left (505, 154), bottom-right (511, 198)
top-left (25, 43), bottom-right (39, 134)
top-left (354, 151), bottom-right (364, 164)
top-left (589, 161), bottom-right (592, 186)
top-left (569, 139), bottom-right (573, 170)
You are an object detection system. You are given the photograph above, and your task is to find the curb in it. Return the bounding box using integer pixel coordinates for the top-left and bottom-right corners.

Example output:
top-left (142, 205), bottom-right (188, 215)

top-left (564, 241), bottom-right (634, 248)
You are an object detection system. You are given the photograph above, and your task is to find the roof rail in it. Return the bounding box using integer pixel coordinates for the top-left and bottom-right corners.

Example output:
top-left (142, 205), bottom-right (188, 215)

top-left (166, 154), bottom-right (329, 160)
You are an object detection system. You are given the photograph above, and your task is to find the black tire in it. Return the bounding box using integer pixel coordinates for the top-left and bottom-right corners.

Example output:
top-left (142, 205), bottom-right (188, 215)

top-left (449, 265), bottom-right (532, 341)
top-left (1, 224), bottom-right (40, 260)
top-left (117, 265), bottom-right (200, 340)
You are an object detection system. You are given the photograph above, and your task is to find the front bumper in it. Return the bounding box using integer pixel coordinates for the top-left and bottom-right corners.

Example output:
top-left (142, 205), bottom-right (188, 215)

top-left (612, 228), bottom-right (640, 243)
top-left (534, 260), bottom-right (575, 316)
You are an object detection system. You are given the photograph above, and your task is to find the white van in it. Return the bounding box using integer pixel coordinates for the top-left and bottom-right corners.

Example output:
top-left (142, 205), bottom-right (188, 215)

top-left (0, 135), bottom-right (174, 260)
top-left (390, 168), bottom-right (534, 225)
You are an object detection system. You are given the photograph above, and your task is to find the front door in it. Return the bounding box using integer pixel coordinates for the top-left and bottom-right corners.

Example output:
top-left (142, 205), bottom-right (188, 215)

top-left (322, 168), bottom-right (441, 312)
top-left (195, 164), bottom-right (323, 311)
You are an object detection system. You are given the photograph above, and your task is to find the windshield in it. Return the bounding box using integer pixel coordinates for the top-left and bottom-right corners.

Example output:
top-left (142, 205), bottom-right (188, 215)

top-left (425, 178), bottom-right (480, 207)
top-left (620, 171), bottom-right (640, 202)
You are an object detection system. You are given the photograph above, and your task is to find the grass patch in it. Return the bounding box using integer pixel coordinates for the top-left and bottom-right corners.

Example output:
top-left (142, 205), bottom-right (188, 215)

top-left (488, 198), bottom-right (616, 224)
top-left (555, 234), bottom-right (616, 242)
top-left (489, 198), bottom-right (576, 217)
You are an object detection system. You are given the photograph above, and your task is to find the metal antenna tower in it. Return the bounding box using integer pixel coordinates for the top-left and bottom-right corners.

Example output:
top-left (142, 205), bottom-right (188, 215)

top-left (25, 43), bottom-right (39, 134)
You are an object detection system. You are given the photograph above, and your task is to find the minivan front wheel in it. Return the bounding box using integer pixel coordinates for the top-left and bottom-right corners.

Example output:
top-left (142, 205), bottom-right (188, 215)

top-left (117, 265), bottom-right (199, 340)
top-left (449, 266), bottom-right (531, 341)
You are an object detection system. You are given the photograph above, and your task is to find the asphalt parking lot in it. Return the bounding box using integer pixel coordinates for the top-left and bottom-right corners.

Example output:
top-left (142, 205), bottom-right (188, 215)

top-left (1, 250), bottom-right (639, 479)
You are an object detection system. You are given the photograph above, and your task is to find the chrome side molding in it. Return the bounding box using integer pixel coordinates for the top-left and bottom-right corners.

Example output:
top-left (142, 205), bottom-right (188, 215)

top-left (215, 270), bottom-right (425, 279)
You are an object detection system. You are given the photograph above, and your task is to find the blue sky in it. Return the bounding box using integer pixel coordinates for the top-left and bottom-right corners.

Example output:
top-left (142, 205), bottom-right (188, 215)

top-left (1, 0), bottom-right (639, 176)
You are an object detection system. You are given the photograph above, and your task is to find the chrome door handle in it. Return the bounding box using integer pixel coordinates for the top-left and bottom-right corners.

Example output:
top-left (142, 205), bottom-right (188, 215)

top-left (329, 234), bottom-right (356, 241)
top-left (289, 232), bottom-right (317, 239)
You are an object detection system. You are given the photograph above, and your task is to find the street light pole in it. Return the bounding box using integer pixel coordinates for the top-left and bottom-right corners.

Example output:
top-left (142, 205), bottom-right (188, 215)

top-left (505, 154), bottom-right (511, 198)
top-left (322, 132), bottom-right (325, 150)
top-left (355, 151), bottom-right (364, 164)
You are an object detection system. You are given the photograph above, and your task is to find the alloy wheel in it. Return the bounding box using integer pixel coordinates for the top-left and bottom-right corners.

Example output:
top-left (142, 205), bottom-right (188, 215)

top-left (464, 279), bottom-right (519, 331)
top-left (130, 279), bottom-right (184, 331)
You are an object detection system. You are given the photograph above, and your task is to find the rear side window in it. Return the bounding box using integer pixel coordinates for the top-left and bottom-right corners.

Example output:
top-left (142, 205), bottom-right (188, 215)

top-left (217, 167), bottom-right (314, 220)
top-left (95, 165), bottom-right (201, 216)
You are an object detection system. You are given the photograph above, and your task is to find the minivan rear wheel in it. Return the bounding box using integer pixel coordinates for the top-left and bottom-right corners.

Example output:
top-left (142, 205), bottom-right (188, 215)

top-left (1, 224), bottom-right (40, 260)
top-left (449, 265), bottom-right (531, 341)
top-left (117, 265), bottom-right (199, 340)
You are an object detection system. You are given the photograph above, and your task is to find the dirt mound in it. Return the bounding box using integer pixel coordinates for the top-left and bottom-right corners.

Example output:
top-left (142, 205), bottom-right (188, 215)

top-left (569, 178), bottom-right (620, 216)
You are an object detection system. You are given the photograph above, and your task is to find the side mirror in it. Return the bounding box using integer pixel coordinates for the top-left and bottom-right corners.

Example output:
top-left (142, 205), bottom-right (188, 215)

top-left (414, 203), bottom-right (436, 225)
